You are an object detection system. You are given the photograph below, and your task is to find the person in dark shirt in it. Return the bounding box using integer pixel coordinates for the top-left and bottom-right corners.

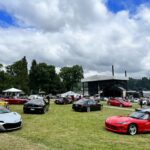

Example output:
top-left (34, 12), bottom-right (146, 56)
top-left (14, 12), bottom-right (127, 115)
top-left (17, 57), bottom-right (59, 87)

top-left (139, 98), bottom-right (143, 108)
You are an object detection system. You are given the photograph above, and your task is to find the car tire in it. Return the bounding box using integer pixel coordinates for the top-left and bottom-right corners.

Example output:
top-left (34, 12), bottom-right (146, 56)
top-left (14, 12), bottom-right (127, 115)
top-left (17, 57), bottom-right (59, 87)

top-left (120, 104), bottom-right (123, 107)
top-left (128, 124), bottom-right (137, 135)
top-left (41, 108), bottom-right (46, 114)
top-left (87, 107), bottom-right (90, 112)
top-left (23, 110), bottom-right (27, 114)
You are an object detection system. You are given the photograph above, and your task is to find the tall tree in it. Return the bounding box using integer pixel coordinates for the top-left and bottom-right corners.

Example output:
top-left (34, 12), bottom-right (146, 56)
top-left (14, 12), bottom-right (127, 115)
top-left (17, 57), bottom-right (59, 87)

top-left (59, 65), bottom-right (83, 91)
top-left (29, 59), bottom-right (38, 93)
top-left (29, 61), bottom-right (62, 94)
top-left (6, 56), bottom-right (29, 93)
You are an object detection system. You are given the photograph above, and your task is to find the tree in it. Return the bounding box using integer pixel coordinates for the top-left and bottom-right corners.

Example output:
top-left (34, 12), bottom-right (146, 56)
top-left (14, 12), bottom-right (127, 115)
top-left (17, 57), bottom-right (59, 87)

top-left (6, 56), bottom-right (29, 93)
top-left (59, 65), bottom-right (83, 91)
top-left (29, 61), bottom-right (62, 94)
top-left (29, 60), bottom-right (38, 93)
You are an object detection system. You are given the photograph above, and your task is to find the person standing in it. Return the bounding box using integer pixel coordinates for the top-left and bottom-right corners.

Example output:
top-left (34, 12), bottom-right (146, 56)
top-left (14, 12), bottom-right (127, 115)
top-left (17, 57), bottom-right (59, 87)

top-left (139, 98), bottom-right (143, 108)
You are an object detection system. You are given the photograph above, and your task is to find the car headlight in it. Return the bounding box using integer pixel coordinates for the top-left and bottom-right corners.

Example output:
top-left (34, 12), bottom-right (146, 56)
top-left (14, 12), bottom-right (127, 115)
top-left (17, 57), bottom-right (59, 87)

top-left (117, 122), bottom-right (128, 124)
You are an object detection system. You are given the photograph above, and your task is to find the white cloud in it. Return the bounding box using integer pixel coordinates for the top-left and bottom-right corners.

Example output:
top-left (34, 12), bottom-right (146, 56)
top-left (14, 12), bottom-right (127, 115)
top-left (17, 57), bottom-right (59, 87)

top-left (0, 0), bottom-right (150, 78)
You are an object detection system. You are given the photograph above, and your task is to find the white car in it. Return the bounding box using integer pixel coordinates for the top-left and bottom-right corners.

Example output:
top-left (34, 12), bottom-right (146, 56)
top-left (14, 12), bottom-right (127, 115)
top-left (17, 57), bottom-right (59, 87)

top-left (28, 95), bottom-right (43, 100)
top-left (0, 106), bottom-right (22, 131)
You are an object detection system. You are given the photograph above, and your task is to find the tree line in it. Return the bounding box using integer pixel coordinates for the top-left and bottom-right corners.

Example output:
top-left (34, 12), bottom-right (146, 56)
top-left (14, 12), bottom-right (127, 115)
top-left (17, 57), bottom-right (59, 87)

top-left (1, 56), bottom-right (150, 95)
top-left (128, 77), bottom-right (150, 91)
top-left (0, 56), bottom-right (83, 94)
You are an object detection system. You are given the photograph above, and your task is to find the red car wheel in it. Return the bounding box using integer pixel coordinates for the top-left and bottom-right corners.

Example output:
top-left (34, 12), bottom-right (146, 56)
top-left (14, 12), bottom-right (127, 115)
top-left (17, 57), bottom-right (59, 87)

top-left (120, 104), bottom-right (123, 107)
top-left (128, 124), bottom-right (137, 135)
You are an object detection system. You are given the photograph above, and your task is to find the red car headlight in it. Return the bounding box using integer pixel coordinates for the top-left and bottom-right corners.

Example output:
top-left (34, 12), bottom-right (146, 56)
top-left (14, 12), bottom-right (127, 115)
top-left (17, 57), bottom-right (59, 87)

top-left (117, 122), bottom-right (128, 124)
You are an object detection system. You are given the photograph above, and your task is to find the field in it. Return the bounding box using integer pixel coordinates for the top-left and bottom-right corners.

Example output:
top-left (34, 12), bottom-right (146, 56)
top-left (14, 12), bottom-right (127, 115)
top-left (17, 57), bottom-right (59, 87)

top-left (0, 102), bottom-right (150, 150)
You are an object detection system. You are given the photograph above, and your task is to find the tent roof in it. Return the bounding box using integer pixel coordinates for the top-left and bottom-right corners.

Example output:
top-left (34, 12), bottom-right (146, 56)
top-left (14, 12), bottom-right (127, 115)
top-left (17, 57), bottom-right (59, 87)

top-left (3, 88), bottom-right (22, 93)
top-left (61, 91), bottom-right (81, 97)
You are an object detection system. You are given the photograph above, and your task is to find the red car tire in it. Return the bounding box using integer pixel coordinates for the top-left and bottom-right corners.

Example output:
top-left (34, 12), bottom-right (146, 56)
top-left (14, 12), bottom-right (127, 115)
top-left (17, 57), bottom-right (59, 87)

top-left (128, 124), bottom-right (138, 135)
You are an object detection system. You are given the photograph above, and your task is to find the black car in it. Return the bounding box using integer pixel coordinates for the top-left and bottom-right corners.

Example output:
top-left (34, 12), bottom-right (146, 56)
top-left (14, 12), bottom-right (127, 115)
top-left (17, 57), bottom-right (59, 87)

top-left (23, 98), bottom-right (49, 114)
top-left (72, 98), bottom-right (103, 112)
top-left (55, 97), bottom-right (72, 104)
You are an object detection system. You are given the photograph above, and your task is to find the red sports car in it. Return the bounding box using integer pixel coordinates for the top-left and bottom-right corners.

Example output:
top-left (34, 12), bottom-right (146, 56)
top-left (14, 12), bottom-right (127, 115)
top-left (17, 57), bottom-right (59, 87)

top-left (107, 98), bottom-right (132, 107)
top-left (105, 108), bottom-right (150, 135)
top-left (2, 98), bottom-right (29, 104)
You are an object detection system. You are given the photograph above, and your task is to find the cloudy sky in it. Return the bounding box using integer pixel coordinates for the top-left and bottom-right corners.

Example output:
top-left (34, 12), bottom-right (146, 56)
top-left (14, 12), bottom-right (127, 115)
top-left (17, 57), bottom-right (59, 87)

top-left (0, 0), bottom-right (150, 78)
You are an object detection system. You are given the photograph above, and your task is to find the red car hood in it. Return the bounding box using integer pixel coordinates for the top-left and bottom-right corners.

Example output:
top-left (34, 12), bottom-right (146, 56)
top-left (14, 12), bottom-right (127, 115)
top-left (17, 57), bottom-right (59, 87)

top-left (106, 116), bottom-right (134, 124)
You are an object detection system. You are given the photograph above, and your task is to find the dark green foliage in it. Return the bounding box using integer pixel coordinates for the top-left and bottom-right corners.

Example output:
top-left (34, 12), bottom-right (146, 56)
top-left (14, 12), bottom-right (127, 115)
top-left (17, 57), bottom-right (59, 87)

top-left (59, 65), bottom-right (83, 91)
top-left (29, 62), bottom-right (62, 94)
top-left (128, 77), bottom-right (150, 90)
top-left (5, 56), bottom-right (29, 93)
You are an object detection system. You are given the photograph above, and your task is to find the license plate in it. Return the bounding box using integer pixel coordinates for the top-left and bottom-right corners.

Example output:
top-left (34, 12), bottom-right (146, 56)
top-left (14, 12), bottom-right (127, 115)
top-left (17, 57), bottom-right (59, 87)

top-left (30, 108), bottom-right (35, 111)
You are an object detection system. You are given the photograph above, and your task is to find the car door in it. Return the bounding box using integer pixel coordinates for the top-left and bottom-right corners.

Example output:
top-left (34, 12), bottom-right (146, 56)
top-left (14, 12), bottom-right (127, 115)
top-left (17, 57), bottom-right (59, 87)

top-left (138, 113), bottom-right (150, 132)
top-left (111, 99), bottom-right (118, 106)
top-left (110, 99), bottom-right (115, 106)
top-left (87, 100), bottom-right (95, 111)
top-left (144, 114), bottom-right (150, 131)
top-left (114, 99), bottom-right (121, 106)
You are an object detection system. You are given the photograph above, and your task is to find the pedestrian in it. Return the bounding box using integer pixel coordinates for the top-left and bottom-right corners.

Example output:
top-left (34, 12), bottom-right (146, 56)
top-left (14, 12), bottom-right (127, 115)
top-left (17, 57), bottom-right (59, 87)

top-left (139, 98), bottom-right (143, 108)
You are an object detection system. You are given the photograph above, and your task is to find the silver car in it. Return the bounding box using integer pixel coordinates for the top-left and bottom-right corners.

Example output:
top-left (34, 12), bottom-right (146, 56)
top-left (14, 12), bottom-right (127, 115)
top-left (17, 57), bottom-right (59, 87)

top-left (0, 106), bottom-right (22, 131)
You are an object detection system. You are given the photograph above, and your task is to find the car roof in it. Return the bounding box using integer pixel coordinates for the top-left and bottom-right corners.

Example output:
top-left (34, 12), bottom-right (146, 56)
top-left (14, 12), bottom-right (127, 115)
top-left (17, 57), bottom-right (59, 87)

top-left (135, 107), bottom-right (150, 113)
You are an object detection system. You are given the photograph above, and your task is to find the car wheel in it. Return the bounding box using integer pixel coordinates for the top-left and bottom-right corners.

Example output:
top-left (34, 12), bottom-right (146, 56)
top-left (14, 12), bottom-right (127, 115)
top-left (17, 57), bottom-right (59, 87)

top-left (87, 107), bottom-right (90, 112)
top-left (23, 110), bottom-right (27, 114)
top-left (41, 108), bottom-right (46, 114)
top-left (120, 104), bottom-right (123, 107)
top-left (128, 124), bottom-right (137, 135)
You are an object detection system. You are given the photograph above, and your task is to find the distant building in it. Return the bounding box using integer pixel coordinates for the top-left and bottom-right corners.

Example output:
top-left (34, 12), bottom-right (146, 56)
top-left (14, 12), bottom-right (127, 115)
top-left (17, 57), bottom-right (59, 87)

top-left (81, 75), bottom-right (128, 97)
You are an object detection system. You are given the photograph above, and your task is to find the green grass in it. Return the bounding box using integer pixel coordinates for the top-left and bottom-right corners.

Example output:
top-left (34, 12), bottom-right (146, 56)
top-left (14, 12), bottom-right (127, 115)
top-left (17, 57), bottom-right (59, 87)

top-left (0, 102), bottom-right (149, 150)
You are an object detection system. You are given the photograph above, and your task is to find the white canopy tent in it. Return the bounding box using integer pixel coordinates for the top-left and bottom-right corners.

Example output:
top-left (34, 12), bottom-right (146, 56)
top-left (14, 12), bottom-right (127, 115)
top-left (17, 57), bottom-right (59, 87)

top-left (61, 91), bottom-right (81, 98)
top-left (3, 88), bottom-right (22, 93)
top-left (3, 88), bottom-right (23, 97)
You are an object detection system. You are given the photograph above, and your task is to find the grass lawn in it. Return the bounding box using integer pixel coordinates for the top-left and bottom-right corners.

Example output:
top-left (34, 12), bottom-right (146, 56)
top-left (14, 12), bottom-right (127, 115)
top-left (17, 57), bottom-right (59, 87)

top-left (0, 102), bottom-right (149, 150)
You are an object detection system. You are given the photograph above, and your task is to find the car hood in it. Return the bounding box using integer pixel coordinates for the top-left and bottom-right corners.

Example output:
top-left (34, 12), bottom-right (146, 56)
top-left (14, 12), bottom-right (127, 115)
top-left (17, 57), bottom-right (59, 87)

top-left (122, 101), bottom-right (132, 106)
top-left (0, 112), bottom-right (21, 123)
top-left (106, 116), bottom-right (133, 124)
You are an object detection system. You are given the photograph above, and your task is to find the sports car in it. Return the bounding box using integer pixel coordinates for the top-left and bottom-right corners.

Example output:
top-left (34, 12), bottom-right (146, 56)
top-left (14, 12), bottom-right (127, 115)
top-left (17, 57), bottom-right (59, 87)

top-left (107, 98), bottom-right (132, 107)
top-left (105, 108), bottom-right (150, 135)
top-left (55, 97), bottom-right (72, 104)
top-left (0, 100), bottom-right (9, 108)
top-left (23, 97), bottom-right (49, 114)
top-left (0, 106), bottom-right (22, 131)
top-left (72, 98), bottom-right (103, 112)
top-left (2, 97), bottom-right (29, 104)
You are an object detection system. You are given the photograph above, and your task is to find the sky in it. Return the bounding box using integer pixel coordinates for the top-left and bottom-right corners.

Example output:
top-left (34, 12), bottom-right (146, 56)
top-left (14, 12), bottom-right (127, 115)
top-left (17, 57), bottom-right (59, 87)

top-left (0, 0), bottom-right (150, 78)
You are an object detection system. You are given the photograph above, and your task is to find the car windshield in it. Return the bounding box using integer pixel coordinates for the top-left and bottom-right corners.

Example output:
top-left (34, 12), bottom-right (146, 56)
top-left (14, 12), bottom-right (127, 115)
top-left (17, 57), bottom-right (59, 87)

top-left (118, 99), bottom-right (124, 103)
top-left (129, 111), bottom-right (149, 119)
top-left (75, 99), bottom-right (88, 104)
top-left (27, 98), bottom-right (45, 105)
top-left (0, 107), bottom-right (10, 114)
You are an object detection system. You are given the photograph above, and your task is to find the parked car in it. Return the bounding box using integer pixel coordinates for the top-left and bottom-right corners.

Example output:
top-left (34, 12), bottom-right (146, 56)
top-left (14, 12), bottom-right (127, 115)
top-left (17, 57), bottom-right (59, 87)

top-left (130, 98), bottom-right (139, 103)
top-left (23, 98), bottom-right (49, 114)
top-left (0, 100), bottom-right (9, 109)
top-left (0, 106), bottom-right (22, 131)
top-left (72, 98), bottom-right (103, 112)
top-left (28, 95), bottom-right (43, 100)
top-left (105, 107), bottom-right (150, 135)
top-left (1, 97), bottom-right (29, 104)
top-left (147, 99), bottom-right (150, 106)
top-left (55, 97), bottom-right (72, 104)
top-left (107, 98), bottom-right (132, 107)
